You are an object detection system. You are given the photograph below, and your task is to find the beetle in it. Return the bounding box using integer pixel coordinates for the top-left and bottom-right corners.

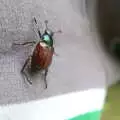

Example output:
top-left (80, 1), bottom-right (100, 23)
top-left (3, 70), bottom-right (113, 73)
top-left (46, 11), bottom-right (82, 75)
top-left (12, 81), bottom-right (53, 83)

top-left (13, 17), bottom-right (62, 88)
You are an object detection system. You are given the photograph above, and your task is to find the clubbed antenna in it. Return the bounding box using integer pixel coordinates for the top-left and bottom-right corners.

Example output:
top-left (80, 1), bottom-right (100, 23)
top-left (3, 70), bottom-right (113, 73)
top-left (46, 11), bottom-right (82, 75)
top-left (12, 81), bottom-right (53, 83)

top-left (44, 20), bottom-right (62, 33)
top-left (44, 20), bottom-right (48, 30)
top-left (53, 30), bottom-right (62, 34)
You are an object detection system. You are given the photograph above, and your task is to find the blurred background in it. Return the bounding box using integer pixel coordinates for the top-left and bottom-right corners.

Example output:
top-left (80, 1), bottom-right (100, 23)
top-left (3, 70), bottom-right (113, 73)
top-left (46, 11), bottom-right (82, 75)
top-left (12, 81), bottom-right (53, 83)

top-left (87, 0), bottom-right (120, 119)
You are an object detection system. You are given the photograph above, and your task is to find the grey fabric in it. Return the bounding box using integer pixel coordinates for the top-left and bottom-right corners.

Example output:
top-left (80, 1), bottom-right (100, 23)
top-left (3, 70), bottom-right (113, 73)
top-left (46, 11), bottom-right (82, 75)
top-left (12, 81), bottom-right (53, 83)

top-left (0, 0), bottom-right (107, 105)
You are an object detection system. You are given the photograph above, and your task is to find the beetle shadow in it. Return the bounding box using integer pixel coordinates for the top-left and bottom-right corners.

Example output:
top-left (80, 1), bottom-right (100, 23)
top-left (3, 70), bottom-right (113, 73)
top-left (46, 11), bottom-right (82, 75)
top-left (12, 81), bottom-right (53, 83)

top-left (23, 60), bottom-right (46, 85)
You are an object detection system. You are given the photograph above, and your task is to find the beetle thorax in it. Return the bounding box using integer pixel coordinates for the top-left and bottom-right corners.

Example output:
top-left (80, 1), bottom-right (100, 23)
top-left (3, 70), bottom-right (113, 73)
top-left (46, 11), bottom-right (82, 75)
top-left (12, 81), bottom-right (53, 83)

top-left (40, 42), bottom-right (48, 47)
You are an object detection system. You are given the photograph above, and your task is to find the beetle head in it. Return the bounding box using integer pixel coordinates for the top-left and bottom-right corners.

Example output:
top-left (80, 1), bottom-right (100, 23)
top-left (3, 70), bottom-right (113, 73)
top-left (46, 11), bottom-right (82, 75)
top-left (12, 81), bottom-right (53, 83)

top-left (45, 29), bottom-right (54, 37)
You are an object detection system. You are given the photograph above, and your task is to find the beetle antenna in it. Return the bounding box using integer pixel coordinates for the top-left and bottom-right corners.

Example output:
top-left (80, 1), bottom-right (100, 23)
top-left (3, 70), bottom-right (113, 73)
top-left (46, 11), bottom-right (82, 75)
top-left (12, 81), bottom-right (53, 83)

top-left (44, 20), bottom-right (62, 35)
top-left (44, 20), bottom-right (49, 30)
top-left (53, 30), bottom-right (62, 34)
top-left (33, 17), bottom-right (42, 38)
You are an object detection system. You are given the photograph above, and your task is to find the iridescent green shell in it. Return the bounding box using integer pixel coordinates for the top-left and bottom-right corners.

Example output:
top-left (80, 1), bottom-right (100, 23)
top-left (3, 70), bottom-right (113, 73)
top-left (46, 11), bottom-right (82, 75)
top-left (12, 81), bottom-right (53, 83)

top-left (42, 34), bottom-right (53, 47)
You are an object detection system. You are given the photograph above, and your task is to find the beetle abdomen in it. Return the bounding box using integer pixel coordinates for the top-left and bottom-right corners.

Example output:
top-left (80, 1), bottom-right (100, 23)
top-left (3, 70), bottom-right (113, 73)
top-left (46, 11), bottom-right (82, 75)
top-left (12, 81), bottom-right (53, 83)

top-left (31, 42), bottom-right (54, 71)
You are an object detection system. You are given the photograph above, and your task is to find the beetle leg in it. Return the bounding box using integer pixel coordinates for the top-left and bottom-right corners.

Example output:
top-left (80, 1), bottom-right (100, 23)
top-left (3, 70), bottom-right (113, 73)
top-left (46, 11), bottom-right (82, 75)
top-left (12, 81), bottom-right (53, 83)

top-left (54, 51), bottom-right (59, 56)
top-left (52, 47), bottom-right (59, 56)
top-left (44, 68), bottom-right (48, 89)
top-left (21, 56), bottom-right (32, 85)
top-left (33, 17), bottom-right (42, 39)
top-left (13, 41), bottom-right (36, 46)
